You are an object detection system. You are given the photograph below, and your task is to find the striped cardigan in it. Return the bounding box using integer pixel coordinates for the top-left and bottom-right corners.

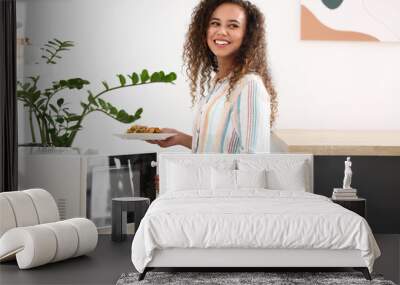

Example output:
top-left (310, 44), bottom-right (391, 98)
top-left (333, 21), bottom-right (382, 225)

top-left (192, 73), bottom-right (270, 153)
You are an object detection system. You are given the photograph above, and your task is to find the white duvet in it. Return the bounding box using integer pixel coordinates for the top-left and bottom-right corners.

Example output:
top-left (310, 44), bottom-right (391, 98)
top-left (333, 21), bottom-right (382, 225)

top-left (131, 190), bottom-right (380, 273)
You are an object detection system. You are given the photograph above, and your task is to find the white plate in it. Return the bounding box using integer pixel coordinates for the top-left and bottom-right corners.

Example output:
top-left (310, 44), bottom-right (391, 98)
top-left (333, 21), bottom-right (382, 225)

top-left (114, 133), bottom-right (177, 140)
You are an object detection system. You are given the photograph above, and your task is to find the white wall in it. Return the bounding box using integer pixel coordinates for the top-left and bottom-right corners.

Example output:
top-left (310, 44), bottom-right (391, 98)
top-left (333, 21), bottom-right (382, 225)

top-left (17, 0), bottom-right (400, 155)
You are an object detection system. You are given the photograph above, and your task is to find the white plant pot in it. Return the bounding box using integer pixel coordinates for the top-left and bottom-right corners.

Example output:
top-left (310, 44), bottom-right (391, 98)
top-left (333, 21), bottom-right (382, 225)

top-left (18, 146), bottom-right (99, 220)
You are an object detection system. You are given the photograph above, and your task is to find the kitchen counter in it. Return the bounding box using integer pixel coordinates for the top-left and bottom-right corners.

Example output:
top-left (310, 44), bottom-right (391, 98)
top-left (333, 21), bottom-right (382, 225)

top-left (272, 129), bottom-right (400, 156)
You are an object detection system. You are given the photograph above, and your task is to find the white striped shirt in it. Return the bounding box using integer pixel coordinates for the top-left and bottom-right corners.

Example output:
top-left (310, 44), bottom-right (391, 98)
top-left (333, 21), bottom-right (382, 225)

top-left (192, 73), bottom-right (270, 153)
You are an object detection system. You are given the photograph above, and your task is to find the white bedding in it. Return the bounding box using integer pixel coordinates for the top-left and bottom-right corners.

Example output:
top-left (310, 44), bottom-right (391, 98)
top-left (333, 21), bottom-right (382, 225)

top-left (131, 190), bottom-right (380, 273)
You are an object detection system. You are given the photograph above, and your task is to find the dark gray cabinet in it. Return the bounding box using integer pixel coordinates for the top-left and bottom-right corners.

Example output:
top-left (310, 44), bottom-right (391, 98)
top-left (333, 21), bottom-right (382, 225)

top-left (332, 198), bottom-right (366, 218)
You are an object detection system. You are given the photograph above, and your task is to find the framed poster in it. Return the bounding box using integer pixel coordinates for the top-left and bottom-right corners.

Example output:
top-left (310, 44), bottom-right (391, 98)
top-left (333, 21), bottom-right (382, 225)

top-left (301, 0), bottom-right (400, 42)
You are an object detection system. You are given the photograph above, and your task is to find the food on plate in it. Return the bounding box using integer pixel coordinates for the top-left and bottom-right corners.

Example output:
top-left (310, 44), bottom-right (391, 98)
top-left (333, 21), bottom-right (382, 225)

top-left (127, 124), bottom-right (161, 134)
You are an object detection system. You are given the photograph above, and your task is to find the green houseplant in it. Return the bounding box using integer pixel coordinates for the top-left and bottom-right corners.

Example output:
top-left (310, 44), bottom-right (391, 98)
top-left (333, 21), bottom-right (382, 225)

top-left (17, 39), bottom-right (177, 147)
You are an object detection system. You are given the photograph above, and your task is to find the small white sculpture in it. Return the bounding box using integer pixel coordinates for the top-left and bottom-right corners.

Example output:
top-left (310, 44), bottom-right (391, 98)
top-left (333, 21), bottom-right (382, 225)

top-left (342, 157), bottom-right (352, 189)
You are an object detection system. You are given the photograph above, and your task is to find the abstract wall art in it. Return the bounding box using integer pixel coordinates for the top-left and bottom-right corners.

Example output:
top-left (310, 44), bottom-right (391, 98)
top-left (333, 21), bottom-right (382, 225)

top-left (301, 0), bottom-right (400, 42)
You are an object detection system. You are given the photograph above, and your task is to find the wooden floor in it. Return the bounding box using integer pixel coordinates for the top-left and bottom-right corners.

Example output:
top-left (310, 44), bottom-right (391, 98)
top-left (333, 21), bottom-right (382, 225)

top-left (0, 235), bottom-right (398, 285)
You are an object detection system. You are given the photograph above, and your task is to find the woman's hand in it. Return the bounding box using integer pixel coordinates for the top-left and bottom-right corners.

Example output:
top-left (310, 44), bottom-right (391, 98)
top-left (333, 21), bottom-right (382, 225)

top-left (146, 128), bottom-right (192, 149)
top-left (146, 128), bottom-right (180, 148)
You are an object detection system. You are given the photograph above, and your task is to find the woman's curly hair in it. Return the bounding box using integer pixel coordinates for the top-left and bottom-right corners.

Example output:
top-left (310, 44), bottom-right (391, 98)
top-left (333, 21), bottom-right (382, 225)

top-left (183, 0), bottom-right (278, 126)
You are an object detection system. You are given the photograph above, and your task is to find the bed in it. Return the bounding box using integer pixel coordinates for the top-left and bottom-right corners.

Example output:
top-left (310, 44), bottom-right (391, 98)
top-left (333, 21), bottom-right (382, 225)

top-left (131, 153), bottom-right (380, 280)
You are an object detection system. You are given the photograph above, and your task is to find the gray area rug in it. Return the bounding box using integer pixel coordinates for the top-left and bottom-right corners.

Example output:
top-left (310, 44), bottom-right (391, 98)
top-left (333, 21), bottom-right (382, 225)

top-left (116, 271), bottom-right (396, 285)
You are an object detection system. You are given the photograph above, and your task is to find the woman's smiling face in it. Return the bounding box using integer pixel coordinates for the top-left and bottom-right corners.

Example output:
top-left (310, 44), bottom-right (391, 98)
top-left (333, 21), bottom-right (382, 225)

top-left (206, 3), bottom-right (247, 61)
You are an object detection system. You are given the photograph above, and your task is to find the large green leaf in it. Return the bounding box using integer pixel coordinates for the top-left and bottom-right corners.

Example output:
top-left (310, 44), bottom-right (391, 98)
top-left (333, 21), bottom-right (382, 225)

top-left (134, 108), bottom-right (143, 118)
top-left (109, 106), bottom-right (118, 115)
top-left (104, 102), bottom-right (118, 115)
top-left (67, 115), bottom-right (81, 122)
top-left (129, 73), bottom-right (139, 85)
top-left (116, 110), bottom-right (128, 120)
top-left (98, 98), bottom-right (107, 110)
top-left (117, 74), bottom-right (126, 86)
top-left (140, 69), bottom-right (150, 83)
top-left (55, 117), bottom-right (64, 124)
top-left (51, 132), bottom-right (72, 147)
top-left (116, 110), bottom-right (136, 123)
top-left (102, 81), bottom-right (109, 90)
top-left (57, 78), bottom-right (90, 90)
top-left (165, 72), bottom-right (177, 82)
top-left (126, 115), bottom-right (136, 123)
top-left (150, 72), bottom-right (161, 82)
top-left (57, 98), bottom-right (64, 107)
top-left (16, 90), bottom-right (26, 98)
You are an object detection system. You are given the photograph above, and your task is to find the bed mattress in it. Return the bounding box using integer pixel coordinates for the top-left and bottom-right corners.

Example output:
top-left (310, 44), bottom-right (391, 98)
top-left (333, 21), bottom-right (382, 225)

top-left (131, 190), bottom-right (380, 273)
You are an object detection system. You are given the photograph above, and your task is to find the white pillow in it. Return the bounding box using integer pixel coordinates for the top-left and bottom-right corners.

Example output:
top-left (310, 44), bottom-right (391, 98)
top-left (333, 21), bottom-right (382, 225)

top-left (237, 159), bottom-right (308, 191)
top-left (236, 169), bottom-right (267, 189)
top-left (211, 168), bottom-right (236, 190)
top-left (266, 168), bottom-right (306, 191)
top-left (167, 162), bottom-right (211, 191)
top-left (211, 168), bottom-right (268, 190)
top-left (165, 158), bottom-right (235, 192)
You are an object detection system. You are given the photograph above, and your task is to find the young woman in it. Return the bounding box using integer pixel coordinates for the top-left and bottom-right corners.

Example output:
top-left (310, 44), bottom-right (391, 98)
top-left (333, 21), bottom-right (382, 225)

top-left (148, 0), bottom-right (277, 153)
